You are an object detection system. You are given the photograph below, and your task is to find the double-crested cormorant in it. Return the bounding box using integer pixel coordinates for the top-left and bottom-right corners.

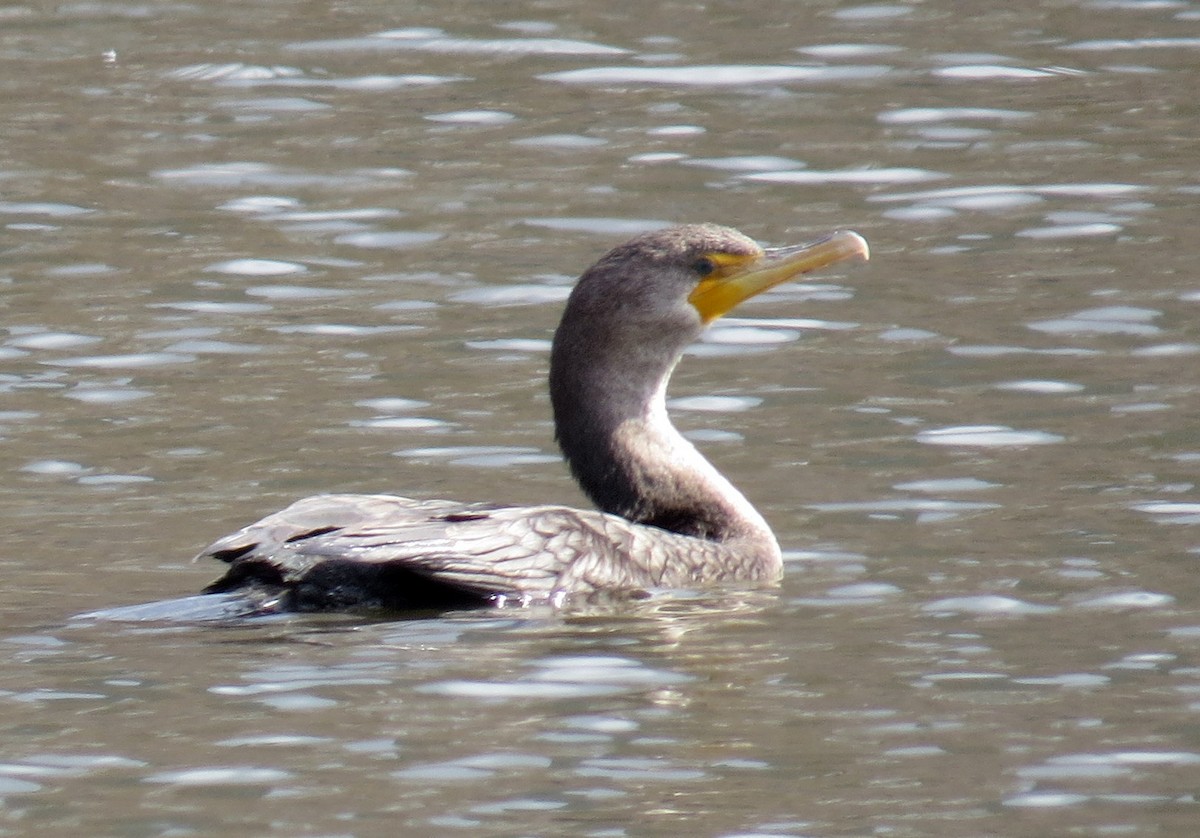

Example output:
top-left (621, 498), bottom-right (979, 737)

top-left (104, 224), bottom-right (869, 619)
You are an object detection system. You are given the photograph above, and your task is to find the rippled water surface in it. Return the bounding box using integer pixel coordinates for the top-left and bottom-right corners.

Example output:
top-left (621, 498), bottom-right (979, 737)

top-left (3, 0), bottom-right (1199, 834)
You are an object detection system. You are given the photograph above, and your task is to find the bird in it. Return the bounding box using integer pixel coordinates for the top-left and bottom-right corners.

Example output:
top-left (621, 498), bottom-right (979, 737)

top-left (89, 224), bottom-right (868, 620)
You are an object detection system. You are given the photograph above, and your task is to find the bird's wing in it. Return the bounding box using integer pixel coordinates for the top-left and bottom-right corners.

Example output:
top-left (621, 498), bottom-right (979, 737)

top-left (197, 493), bottom-right (701, 604)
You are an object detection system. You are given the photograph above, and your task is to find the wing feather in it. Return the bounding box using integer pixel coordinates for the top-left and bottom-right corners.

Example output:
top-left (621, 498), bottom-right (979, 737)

top-left (197, 493), bottom-right (727, 608)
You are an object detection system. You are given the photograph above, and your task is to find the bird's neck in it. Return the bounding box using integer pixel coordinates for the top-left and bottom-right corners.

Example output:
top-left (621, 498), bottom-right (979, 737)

top-left (550, 345), bottom-right (777, 553)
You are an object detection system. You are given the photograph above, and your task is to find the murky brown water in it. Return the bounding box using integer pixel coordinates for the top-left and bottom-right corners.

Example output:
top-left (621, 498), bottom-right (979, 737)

top-left (2, 0), bottom-right (1199, 834)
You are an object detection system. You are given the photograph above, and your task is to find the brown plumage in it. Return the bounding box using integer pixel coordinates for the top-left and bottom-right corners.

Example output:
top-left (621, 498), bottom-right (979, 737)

top-left (91, 224), bottom-right (868, 619)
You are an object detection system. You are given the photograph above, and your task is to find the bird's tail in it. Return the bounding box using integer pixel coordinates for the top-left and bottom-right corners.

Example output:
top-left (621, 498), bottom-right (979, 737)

top-left (71, 591), bottom-right (285, 623)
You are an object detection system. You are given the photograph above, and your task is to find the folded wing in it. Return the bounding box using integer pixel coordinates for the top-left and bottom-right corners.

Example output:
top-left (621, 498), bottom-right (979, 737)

top-left (196, 493), bottom-right (715, 611)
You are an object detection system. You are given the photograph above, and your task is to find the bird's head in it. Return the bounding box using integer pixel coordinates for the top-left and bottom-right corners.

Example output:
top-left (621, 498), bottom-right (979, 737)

top-left (559, 223), bottom-right (869, 353)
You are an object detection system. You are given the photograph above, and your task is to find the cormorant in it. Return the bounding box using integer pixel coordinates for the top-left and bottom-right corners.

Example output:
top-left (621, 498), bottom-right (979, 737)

top-left (93, 224), bottom-right (869, 619)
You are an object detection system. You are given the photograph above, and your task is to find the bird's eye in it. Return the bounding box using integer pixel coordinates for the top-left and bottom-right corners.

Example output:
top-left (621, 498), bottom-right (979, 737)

top-left (692, 257), bottom-right (716, 277)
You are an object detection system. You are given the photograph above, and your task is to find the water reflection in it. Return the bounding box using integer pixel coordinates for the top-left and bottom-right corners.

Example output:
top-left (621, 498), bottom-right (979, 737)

top-left (3, 0), bottom-right (1200, 834)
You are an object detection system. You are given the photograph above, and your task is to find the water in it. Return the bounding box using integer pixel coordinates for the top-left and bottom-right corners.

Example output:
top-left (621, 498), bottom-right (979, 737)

top-left (3, 0), bottom-right (1200, 834)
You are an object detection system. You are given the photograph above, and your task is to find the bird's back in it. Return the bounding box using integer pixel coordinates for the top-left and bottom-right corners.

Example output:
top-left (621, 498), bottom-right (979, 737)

top-left (195, 493), bottom-right (764, 613)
